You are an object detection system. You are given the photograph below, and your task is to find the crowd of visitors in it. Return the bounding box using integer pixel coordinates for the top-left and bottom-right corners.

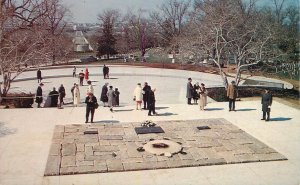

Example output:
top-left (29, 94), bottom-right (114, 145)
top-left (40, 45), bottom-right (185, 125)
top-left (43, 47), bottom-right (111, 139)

top-left (186, 78), bottom-right (208, 110)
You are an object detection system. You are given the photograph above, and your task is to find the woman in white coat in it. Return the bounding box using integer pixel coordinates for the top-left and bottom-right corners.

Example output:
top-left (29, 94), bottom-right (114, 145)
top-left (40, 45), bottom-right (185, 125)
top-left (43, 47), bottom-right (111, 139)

top-left (74, 84), bottom-right (81, 107)
top-left (133, 83), bottom-right (143, 110)
top-left (199, 83), bottom-right (208, 111)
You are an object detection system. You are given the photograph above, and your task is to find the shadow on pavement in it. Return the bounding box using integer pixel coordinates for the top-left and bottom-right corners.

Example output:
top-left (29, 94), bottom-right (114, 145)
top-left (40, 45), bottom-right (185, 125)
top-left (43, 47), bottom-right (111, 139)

top-left (204, 108), bottom-right (224, 111)
top-left (93, 120), bottom-right (120, 124)
top-left (157, 112), bottom-right (178, 116)
top-left (270, 117), bottom-right (292, 121)
top-left (236, 108), bottom-right (257, 111)
top-left (114, 109), bottom-right (134, 112)
top-left (156, 107), bottom-right (169, 110)
top-left (0, 123), bottom-right (17, 138)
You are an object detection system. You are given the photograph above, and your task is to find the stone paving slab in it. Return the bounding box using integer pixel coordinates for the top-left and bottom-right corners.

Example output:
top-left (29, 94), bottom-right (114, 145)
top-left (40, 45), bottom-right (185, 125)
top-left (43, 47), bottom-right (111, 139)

top-left (44, 119), bottom-right (287, 176)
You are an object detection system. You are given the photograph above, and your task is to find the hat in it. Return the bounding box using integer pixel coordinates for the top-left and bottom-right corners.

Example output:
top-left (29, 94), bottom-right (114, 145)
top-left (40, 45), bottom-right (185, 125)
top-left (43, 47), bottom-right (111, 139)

top-left (188, 78), bottom-right (192, 80)
top-left (137, 83), bottom-right (141, 85)
top-left (40, 83), bottom-right (44, 86)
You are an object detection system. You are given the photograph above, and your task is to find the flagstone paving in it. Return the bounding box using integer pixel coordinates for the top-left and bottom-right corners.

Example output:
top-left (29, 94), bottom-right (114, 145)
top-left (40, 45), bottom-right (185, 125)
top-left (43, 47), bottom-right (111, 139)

top-left (44, 119), bottom-right (287, 176)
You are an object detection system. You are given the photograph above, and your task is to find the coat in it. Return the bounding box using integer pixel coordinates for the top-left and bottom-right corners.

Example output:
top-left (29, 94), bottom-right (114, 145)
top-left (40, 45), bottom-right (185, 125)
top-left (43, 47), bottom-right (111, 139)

top-left (142, 85), bottom-right (151, 100)
top-left (262, 92), bottom-right (272, 112)
top-left (186, 82), bottom-right (193, 98)
top-left (49, 90), bottom-right (59, 107)
top-left (133, 86), bottom-right (143, 102)
top-left (58, 86), bottom-right (66, 98)
top-left (37, 70), bottom-right (42, 79)
top-left (74, 87), bottom-right (80, 105)
top-left (85, 96), bottom-right (97, 108)
top-left (35, 86), bottom-right (43, 103)
top-left (148, 90), bottom-right (155, 108)
top-left (100, 85), bottom-right (108, 102)
top-left (107, 89), bottom-right (115, 107)
top-left (227, 84), bottom-right (237, 99)
top-left (193, 84), bottom-right (200, 99)
top-left (85, 69), bottom-right (89, 80)
top-left (199, 87), bottom-right (207, 107)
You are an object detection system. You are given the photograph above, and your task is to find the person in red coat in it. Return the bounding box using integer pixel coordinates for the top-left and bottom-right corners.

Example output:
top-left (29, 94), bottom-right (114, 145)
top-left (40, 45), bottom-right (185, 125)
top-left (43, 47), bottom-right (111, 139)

top-left (85, 68), bottom-right (89, 81)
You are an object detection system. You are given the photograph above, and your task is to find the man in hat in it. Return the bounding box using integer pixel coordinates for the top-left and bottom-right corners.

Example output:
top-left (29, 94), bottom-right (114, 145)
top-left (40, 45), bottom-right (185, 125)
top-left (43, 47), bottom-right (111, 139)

top-left (261, 89), bottom-right (272, 121)
top-left (227, 81), bottom-right (238, 111)
top-left (85, 92), bottom-right (97, 124)
top-left (186, 78), bottom-right (193, 105)
top-left (142, 82), bottom-right (151, 109)
top-left (35, 83), bottom-right (44, 108)
top-left (37, 68), bottom-right (42, 83)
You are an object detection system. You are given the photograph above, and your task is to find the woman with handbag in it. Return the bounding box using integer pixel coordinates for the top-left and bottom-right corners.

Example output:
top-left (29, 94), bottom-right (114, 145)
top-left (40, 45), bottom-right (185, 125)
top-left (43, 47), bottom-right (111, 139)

top-left (133, 83), bottom-right (143, 110)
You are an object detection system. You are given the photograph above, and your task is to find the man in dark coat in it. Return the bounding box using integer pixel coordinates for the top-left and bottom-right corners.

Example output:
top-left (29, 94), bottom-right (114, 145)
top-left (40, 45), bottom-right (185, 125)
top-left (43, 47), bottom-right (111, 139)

top-left (103, 64), bottom-right (109, 79)
top-left (58, 84), bottom-right (66, 108)
top-left (100, 83), bottom-right (109, 106)
top-left (85, 93), bottom-right (97, 123)
top-left (186, 78), bottom-right (193, 105)
top-left (261, 89), bottom-right (272, 121)
top-left (148, 88), bottom-right (157, 116)
top-left (142, 82), bottom-right (151, 109)
top-left (227, 81), bottom-right (238, 111)
top-left (78, 70), bottom-right (85, 86)
top-left (35, 83), bottom-right (44, 108)
top-left (49, 87), bottom-right (59, 107)
top-left (37, 69), bottom-right (42, 83)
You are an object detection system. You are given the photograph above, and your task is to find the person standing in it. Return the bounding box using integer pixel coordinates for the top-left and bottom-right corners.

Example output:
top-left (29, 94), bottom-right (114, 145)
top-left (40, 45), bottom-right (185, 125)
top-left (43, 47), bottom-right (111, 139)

top-left (79, 70), bottom-right (85, 86)
top-left (73, 84), bottom-right (80, 107)
top-left (86, 80), bottom-right (94, 95)
top-left (85, 68), bottom-right (89, 81)
top-left (261, 89), bottom-right (272, 121)
top-left (227, 81), bottom-right (238, 111)
top-left (37, 68), bottom-right (42, 83)
top-left (199, 83), bottom-right (208, 111)
top-left (100, 83), bottom-right (109, 107)
top-left (72, 66), bottom-right (76, 77)
top-left (85, 93), bottom-right (97, 124)
top-left (142, 82), bottom-right (151, 109)
top-left (114, 88), bottom-right (120, 107)
top-left (71, 83), bottom-right (76, 102)
top-left (186, 78), bottom-right (193, 105)
top-left (148, 88), bottom-right (157, 116)
top-left (49, 87), bottom-right (59, 107)
top-left (58, 84), bottom-right (66, 108)
top-left (193, 82), bottom-right (200, 104)
top-left (107, 86), bottom-right (115, 112)
top-left (103, 64), bottom-right (109, 79)
top-left (133, 83), bottom-right (143, 110)
top-left (35, 83), bottom-right (44, 108)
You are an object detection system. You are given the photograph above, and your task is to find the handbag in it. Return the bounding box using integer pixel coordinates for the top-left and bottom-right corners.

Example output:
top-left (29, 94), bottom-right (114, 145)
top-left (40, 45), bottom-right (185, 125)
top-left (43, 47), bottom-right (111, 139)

top-left (94, 102), bottom-right (99, 109)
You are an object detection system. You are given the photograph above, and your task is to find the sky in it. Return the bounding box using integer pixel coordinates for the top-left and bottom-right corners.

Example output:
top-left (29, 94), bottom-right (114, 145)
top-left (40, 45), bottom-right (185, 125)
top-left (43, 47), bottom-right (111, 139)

top-left (62, 0), bottom-right (299, 24)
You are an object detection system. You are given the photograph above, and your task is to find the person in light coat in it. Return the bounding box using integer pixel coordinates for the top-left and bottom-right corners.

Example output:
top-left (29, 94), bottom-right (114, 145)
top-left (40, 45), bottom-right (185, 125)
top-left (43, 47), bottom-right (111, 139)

top-left (107, 86), bottom-right (115, 112)
top-left (199, 83), bottom-right (208, 111)
top-left (74, 84), bottom-right (80, 107)
top-left (86, 80), bottom-right (94, 95)
top-left (133, 83), bottom-right (144, 110)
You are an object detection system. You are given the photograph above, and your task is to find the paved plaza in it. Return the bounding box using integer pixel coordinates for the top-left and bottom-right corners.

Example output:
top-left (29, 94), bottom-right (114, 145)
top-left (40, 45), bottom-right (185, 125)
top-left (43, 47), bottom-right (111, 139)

top-left (0, 65), bottom-right (299, 185)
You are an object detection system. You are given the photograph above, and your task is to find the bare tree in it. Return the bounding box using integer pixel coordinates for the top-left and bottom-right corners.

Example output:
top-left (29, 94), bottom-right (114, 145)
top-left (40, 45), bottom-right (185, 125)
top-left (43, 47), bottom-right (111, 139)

top-left (151, 0), bottom-right (191, 46)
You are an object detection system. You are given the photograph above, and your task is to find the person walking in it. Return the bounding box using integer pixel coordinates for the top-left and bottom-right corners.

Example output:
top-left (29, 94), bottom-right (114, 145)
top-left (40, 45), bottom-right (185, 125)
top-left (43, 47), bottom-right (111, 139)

top-left (133, 83), bottom-right (143, 110)
top-left (86, 80), bottom-right (94, 95)
top-left (193, 82), bottom-right (200, 104)
top-left (148, 88), bottom-right (157, 116)
top-left (85, 92), bottom-right (97, 124)
top-left (107, 86), bottom-right (115, 112)
top-left (35, 83), bottom-right (44, 108)
top-left (37, 68), bottom-right (42, 83)
top-left (227, 81), bottom-right (238, 111)
top-left (142, 82), bottom-right (151, 109)
top-left (79, 70), bottom-right (85, 86)
top-left (186, 78), bottom-right (193, 105)
top-left (114, 88), bottom-right (120, 107)
top-left (261, 89), bottom-right (272, 121)
top-left (100, 83), bottom-right (109, 107)
top-left (72, 66), bottom-right (76, 77)
top-left (73, 84), bottom-right (80, 107)
top-left (58, 84), bottom-right (66, 108)
top-left (49, 87), bottom-right (59, 107)
top-left (199, 83), bottom-right (208, 111)
top-left (85, 68), bottom-right (89, 81)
